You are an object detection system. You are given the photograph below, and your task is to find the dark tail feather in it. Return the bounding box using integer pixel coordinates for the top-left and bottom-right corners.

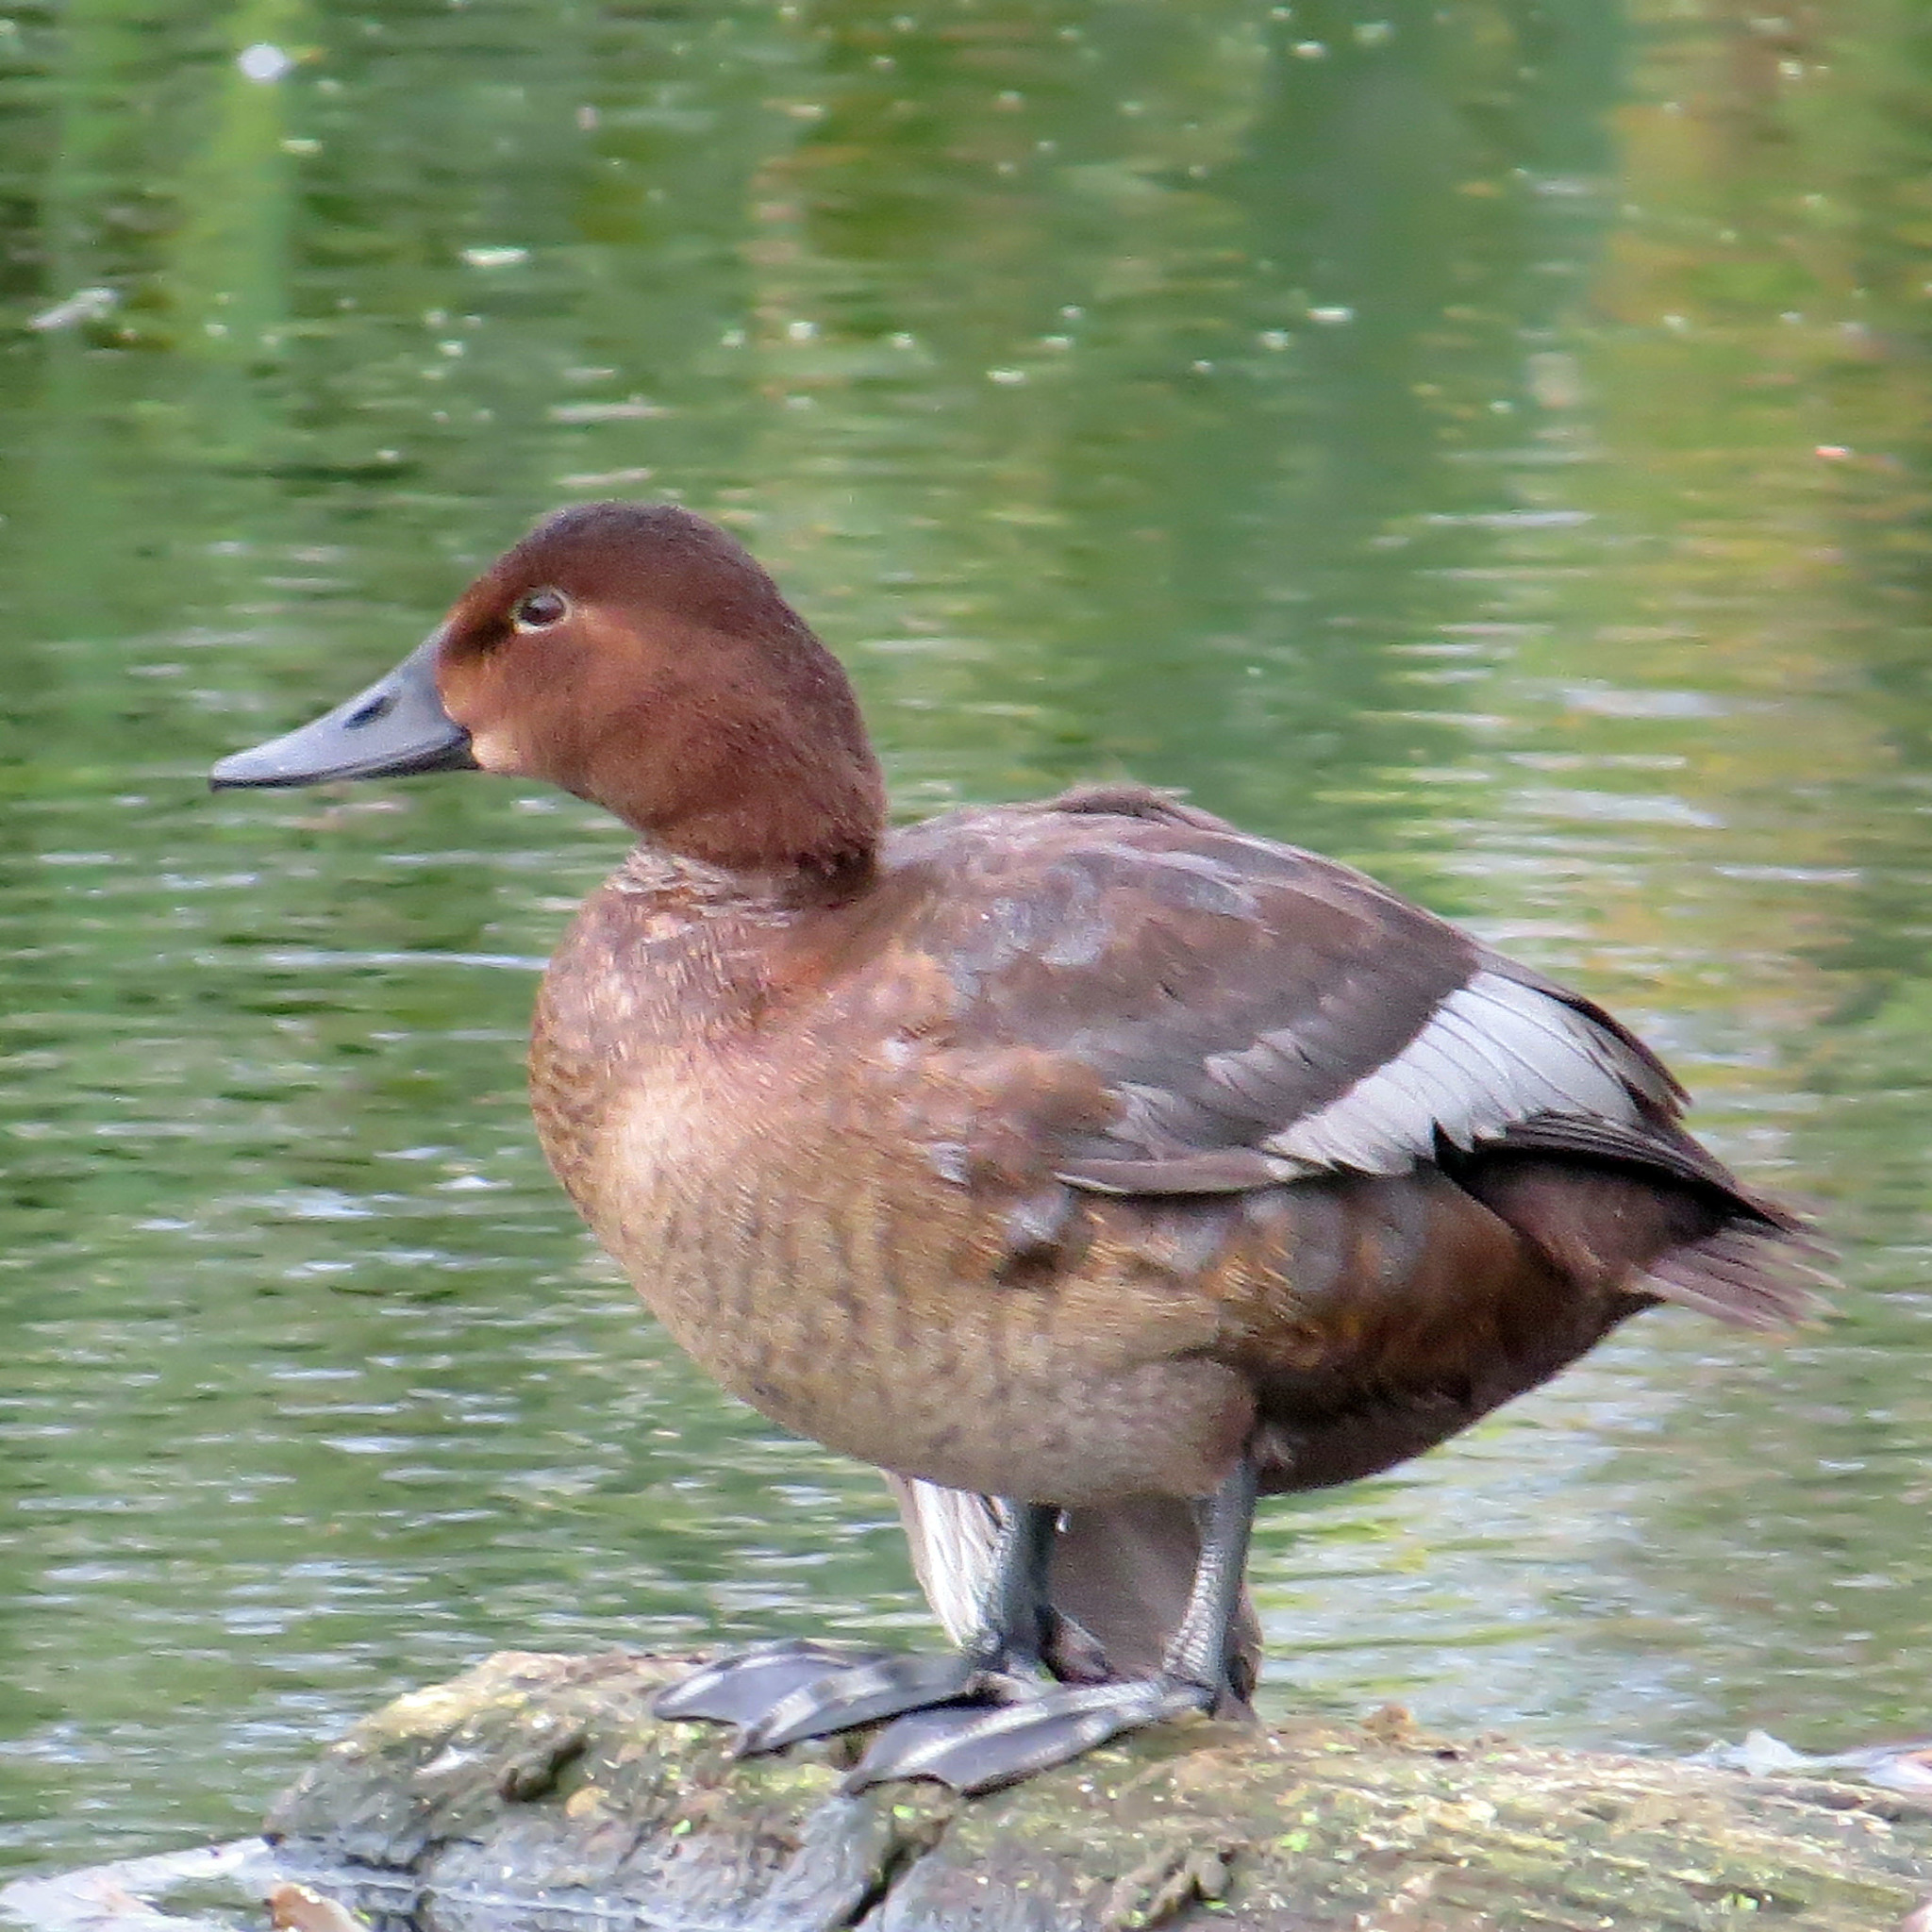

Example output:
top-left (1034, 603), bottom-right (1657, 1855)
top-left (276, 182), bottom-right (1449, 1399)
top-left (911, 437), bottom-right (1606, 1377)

top-left (1457, 1150), bottom-right (1834, 1333)
top-left (1641, 1223), bottom-right (1833, 1331)
top-left (886, 1476), bottom-right (1261, 1714)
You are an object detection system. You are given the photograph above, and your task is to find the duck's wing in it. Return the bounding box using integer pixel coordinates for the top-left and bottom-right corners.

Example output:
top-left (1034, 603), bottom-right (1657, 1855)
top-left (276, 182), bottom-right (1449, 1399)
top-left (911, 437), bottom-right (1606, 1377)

top-left (883, 786), bottom-right (1820, 1325)
top-left (902, 787), bottom-right (1694, 1193)
top-left (1057, 953), bottom-right (1711, 1197)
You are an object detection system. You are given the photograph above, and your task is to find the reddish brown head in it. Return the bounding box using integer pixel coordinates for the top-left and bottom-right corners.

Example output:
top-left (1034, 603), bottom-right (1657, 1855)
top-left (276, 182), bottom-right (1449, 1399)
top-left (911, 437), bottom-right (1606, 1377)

top-left (213, 504), bottom-right (888, 881)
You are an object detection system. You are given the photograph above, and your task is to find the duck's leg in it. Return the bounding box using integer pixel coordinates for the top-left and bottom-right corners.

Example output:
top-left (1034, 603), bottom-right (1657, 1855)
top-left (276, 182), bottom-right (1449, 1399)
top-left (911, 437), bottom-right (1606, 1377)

top-left (653, 1499), bottom-right (1061, 1750)
top-left (845, 1453), bottom-right (1258, 1795)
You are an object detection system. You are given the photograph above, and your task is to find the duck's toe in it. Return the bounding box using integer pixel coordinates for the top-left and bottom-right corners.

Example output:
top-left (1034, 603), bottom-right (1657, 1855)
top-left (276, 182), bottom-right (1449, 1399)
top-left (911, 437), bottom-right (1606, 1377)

top-left (654, 1641), bottom-right (1015, 1754)
top-left (736, 1649), bottom-right (995, 1754)
top-left (842, 1675), bottom-right (1215, 1796)
top-left (654, 1640), bottom-right (900, 1728)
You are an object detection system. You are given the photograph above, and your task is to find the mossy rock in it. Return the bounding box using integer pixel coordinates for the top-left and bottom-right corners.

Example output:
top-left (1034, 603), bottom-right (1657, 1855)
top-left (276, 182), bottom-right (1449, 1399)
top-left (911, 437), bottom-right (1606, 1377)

top-left (251, 1650), bottom-right (1932, 1930)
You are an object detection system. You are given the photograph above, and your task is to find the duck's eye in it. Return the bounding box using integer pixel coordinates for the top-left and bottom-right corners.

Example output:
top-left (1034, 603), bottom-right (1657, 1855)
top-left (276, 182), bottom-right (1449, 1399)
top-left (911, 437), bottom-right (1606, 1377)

top-left (511, 588), bottom-right (570, 632)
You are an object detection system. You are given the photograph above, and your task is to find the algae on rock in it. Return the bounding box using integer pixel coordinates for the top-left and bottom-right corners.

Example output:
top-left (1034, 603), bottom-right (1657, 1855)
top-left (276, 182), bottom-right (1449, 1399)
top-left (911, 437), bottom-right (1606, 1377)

top-left (251, 1650), bottom-right (1932, 1930)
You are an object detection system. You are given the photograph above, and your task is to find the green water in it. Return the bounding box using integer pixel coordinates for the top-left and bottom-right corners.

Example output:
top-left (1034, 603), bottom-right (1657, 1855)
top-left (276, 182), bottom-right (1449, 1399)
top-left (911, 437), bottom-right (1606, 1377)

top-left (3, 0), bottom-right (1931, 1877)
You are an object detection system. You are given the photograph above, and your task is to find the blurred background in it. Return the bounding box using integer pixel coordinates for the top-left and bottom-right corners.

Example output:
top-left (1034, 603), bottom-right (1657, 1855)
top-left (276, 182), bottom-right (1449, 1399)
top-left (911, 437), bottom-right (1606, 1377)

top-left (3, 0), bottom-right (1931, 1877)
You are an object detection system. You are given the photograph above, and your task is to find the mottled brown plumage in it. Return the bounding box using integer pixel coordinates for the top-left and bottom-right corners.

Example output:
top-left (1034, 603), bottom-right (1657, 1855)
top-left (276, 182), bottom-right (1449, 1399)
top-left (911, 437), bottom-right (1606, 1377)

top-left (213, 501), bottom-right (1826, 1793)
top-left (525, 775), bottom-right (1809, 1511)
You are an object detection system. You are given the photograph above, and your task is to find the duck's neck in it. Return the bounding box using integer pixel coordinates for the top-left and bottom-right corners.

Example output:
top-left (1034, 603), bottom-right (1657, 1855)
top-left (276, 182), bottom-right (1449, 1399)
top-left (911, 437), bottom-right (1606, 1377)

top-left (595, 635), bottom-right (889, 892)
top-left (657, 757), bottom-right (885, 890)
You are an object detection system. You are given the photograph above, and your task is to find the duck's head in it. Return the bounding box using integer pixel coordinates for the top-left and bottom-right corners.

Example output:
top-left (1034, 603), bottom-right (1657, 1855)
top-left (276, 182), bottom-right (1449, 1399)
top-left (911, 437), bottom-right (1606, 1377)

top-left (211, 503), bottom-right (886, 878)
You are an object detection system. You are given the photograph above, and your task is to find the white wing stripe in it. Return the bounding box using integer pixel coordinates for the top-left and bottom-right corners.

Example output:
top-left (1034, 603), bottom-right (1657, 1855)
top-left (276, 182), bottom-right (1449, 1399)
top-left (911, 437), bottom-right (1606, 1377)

top-left (1263, 970), bottom-right (1643, 1175)
top-left (1437, 1000), bottom-right (1624, 1120)
top-left (1382, 1029), bottom-right (1487, 1136)
top-left (1457, 986), bottom-right (1625, 1110)
top-left (1419, 1002), bottom-right (1557, 1119)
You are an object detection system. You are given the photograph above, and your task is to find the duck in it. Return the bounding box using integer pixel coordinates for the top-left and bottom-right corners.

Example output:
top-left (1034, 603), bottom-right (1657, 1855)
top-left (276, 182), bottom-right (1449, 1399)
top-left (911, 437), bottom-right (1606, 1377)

top-left (211, 501), bottom-right (1825, 1795)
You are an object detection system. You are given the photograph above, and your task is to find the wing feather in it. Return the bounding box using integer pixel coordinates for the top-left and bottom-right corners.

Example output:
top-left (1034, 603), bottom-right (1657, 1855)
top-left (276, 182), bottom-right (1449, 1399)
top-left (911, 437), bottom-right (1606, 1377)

top-left (884, 795), bottom-right (1796, 1251)
top-left (1409, 1001), bottom-right (1559, 1136)
top-left (1259, 971), bottom-right (1647, 1179)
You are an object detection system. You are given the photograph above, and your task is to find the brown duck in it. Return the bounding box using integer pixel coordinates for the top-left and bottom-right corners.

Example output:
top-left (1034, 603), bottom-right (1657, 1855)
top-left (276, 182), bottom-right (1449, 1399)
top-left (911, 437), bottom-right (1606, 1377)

top-left (212, 503), bottom-right (1824, 1793)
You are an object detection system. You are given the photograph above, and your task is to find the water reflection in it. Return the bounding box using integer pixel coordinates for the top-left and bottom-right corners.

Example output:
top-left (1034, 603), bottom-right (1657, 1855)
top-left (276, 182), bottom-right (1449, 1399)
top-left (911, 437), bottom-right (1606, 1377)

top-left (2, 0), bottom-right (1929, 1877)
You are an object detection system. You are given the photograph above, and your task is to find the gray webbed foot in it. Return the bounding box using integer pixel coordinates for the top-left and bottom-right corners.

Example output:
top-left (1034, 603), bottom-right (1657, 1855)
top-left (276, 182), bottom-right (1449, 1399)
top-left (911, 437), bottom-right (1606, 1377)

top-left (653, 1639), bottom-right (1008, 1754)
top-left (657, 1462), bottom-right (1256, 1793)
top-left (734, 1648), bottom-right (998, 1754)
top-left (844, 1674), bottom-right (1215, 1795)
top-left (654, 1640), bottom-right (898, 1728)
top-left (656, 1502), bottom-right (1064, 1761)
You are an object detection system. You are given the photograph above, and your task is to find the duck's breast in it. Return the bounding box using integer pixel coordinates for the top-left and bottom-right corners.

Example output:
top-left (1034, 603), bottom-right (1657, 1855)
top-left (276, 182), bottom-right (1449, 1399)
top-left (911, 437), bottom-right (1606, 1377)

top-left (527, 868), bottom-right (1246, 1502)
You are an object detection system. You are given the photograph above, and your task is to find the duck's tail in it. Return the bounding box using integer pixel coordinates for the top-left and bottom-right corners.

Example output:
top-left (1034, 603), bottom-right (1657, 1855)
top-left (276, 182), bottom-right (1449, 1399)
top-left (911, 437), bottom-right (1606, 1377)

top-left (885, 1476), bottom-right (1262, 1714)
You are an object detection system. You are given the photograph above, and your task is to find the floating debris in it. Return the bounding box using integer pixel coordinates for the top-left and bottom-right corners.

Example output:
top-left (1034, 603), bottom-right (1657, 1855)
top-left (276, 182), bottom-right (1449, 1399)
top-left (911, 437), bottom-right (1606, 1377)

top-left (26, 287), bottom-right (117, 332)
top-left (267, 1882), bottom-right (366, 1931)
top-left (1690, 1727), bottom-right (1932, 1792)
top-left (236, 42), bottom-right (293, 83)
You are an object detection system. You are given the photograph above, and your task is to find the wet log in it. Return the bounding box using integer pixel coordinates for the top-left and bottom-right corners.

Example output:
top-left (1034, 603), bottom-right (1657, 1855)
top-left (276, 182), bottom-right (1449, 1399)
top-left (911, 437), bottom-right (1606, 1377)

top-left (242, 1649), bottom-right (1932, 1931)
